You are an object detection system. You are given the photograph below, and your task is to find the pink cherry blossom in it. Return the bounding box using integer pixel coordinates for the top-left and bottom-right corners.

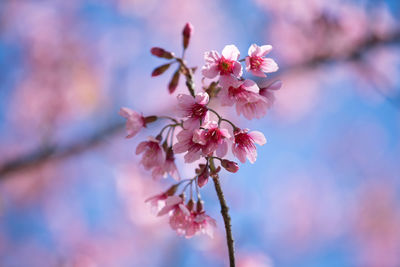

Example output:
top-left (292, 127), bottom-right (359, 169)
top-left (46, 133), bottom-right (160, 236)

top-left (135, 136), bottom-right (165, 170)
top-left (202, 45), bottom-right (243, 79)
top-left (157, 195), bottom-right (189, 217)
top-left (245, 44), bottom-right (279, 77)
top-left (151, 148), bottom-right (180, 180)
top-left (185, 210), bottom-right (217, 238)
top-left (197, 164), bottom-right (210, 188)
top-left (173, 129), bottom-right (205, 163)
top-left (193, 121), bottom-right (230, 157)
top-left (118, 107), bottom-right (145, 138)
top-left (219, 77), bottom-right (269, 120)
top-left (177, 92), bottom-right (210, 129)
top-left (232, 129), bottom-right (266, 163)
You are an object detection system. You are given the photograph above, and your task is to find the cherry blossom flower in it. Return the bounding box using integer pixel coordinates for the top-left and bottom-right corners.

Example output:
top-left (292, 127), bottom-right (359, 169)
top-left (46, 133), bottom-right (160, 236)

top-left (185, 202), bottom-right (217, 238)
top-left (245, 44), bottom-right (279, 77)
top-left (136, 137), bottom-right (165, 170)
top-left (193, 121), bottom-right (230, 157)
top-left (151, 148), bottom-right (180, 180)
top-left (177, 92), bottom-right (210, 129)
top-left (173, 129), bottom-right (205, 163)
top-left (219, 77), bottom-right (269, 120)
top-left (157, 195), bottom-right (189, 217)
top-left (202, 45), bottom-right (242, 79)
top-left (118, 107), bottom-right (145, 138)
top-left (232, 129), bottom-right (266, 163)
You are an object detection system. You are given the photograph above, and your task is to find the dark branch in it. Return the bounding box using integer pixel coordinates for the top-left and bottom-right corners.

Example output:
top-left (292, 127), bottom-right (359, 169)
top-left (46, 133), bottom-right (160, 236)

top-left (0, 121), bottom-right (124, 179)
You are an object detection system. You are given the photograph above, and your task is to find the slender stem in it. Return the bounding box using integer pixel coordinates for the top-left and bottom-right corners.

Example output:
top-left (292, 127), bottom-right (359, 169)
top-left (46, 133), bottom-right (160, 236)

top-left (208, 108), bottom-right (238, 130)
top-left (209, 158), bottom-right (236, 267)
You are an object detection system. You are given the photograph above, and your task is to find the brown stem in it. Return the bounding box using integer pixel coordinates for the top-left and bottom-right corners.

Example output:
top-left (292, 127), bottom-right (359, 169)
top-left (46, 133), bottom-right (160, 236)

top-left (210, 158), bottom-right (235, 267)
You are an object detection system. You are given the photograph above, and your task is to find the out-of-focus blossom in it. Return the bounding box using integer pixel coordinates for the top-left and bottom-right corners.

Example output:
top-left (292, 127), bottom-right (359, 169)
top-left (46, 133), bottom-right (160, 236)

top-left (151, 148), bottom-right (180, 180)
top-left (136, 137), bottom-right (165, 170)
top-left (119, 107), bottom-right (145, 138)
top-left (232, 129), bottom-right (266, 163)
top-left (202, 45), bottom-right (242, 79)
top-left (259, 80), bottom-right (282, 107)
top-left (245, 44), bottom-right (278, 77)
top-left (177, 92), bottom-right (210, 129)
top-left (186, 210), bottom-right (217, 238)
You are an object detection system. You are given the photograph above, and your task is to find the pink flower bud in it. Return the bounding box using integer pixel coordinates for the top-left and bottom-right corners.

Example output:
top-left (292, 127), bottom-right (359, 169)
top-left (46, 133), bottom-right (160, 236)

top-left (221, 159), bottom-right (239, 173)
top-left (152, 63), bottom-right (171, 77)
top-left (197, 165), bottom-right (210, 188)
top-left (182, 22), bottom-right (194, 49)
top-left (150, 47), bottom-right (174, 59)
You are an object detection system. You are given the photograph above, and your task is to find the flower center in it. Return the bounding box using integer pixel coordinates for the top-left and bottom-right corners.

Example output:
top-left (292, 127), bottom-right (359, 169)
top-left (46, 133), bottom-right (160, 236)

top-left (191, 103), bottom-right (208, 119)
top-left (250, 56), bottom-right (263, 70)
top-left (218, 57), bottom-right (235, 75)
top-left (234, 133), bottom-right (255, 149)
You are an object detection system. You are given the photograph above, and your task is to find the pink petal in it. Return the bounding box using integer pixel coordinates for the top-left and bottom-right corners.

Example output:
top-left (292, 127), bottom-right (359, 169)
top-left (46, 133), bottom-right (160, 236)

top-left (259, 45), bottom-right (273, 57)
top-left (242, 79), bottom-right (260, 93)
top-left (201, 64), bottom-right (220, 79)
top-left (260, 58), bottom-right (279, 73)
top-left (250, 69), bottom-right (267, 77)
top-left (232, 61), bottom-right (243, 77)
top-left (247, 148), bottom-right (257, 164)
top-left (135, 141), bottom-right (148, 154)
top-left (118, 107), bottom-right (134, 118)
top-left (232, 145), bottom-right (247, 163)
top-left (266, 80), bottom-right (282, 91)
top-left (195, 92), bottom-right (209, 105)
top-left (216, 140), bottom-right (228, 158)
top-left (249, 131), bottom-right (266, 145)
top-left (204, 50), bottom-right (220, 64)
top-left (221, 45), bottom-right (240, 60)
top-left (247, 44), bottom-right (258, 57)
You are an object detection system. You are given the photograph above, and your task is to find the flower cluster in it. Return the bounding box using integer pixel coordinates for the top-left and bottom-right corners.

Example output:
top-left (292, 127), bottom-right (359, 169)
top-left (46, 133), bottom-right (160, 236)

top-left (119, 23), bottom-right (281, 239)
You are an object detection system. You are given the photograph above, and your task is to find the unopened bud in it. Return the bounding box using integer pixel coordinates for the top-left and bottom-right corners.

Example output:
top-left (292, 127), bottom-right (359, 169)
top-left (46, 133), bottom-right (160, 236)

top-left (187, 199), bottom-right (195, 211)
top-left (221, 159), bottom-right (239, 173)
top-left (182, 22), bottom-right (194, 49)
top-left (197, 165), bottom-right (210, 188)
top-left (196, 200), bottom-right (204, 213)
top-left (168, 69), bottom-right (180, 94)
top-left (150, 47), bottom-right (175, 59)
top-left (152, 63), bottom-right (171, 77)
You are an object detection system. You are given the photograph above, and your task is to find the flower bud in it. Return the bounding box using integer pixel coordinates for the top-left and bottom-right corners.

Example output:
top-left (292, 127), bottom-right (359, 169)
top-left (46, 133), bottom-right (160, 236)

top-left (168, 69), bottom-right (180, 94)
top-left (221, 159), bottom-right (239, 173)
top-left (187, 199), bottom-right (195, 211)
top-left (197, 165), bottom-right (210, 188)
top-left (196, 200), bottom-right (204, 213)
top-left (182, 22), bottom-right (194, 49)
top-left (150, 47), bottom-right (175, 59)
top-left (152, 63), bottom-right (171, 77)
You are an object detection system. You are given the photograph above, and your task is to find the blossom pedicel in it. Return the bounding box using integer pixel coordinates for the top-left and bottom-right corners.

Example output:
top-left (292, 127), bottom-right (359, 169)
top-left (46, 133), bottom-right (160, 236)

top-left (119, 23), bottom-right (280, 265)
